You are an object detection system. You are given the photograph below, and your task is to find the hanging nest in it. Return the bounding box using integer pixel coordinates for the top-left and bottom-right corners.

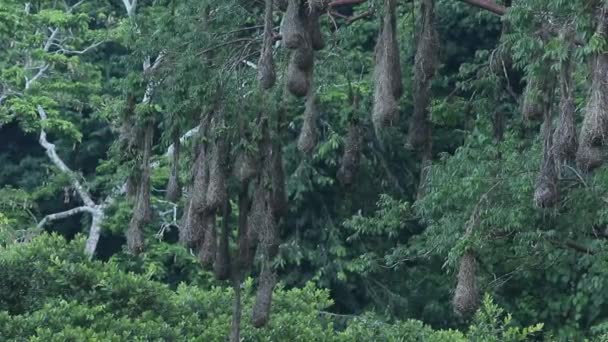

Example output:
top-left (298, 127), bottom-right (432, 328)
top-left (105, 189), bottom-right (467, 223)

top-left (166, 132), bottom-right (182, 202)
top-left (180, 147), bottom-right (209, 247)
top-left (237, 187), bottom-right (256, 273)
top-left (252, 266), bottom-right (277, 328)
top-left (247, 183), bottom-right (271, 246)
top-left (307, 7), bottom-right (325, 51)
top-left (214, 202), bottom-right (232, 281)
top-left (198, 213), bottom-right (217, 268)
top-left (180, 115), bottom-right (213, 247)
top-left (534, 102), bottom-right (559, 208)
top-left (286, 60), bottom-right (312, 97)
top-left (577, 53), bottom-right (608, 171)
top-left (292, 43), bottom-right (314, 70)
top-left (453, 251), bottom-right (479, 317)
top-left (337, 120), bottom-right (362, 186)
top-left (270, 141), bottom-right (288, 219)
top-left (205, 122), bottom-right (228, 212)
top-left (297, 91), bottom-right (318, 155)
top-left (233, 149), bottom-right (259, 183)
top-left (258, 0), bottom-right (277, 90)
top-left (408, 0), bottom-right (439, 148)
top-left (126, 123), bottom-right (154, 255)
top-left (180, 199), bottom-right (203, 248)
top-left (372, 0), bottom-right (402, 134)
top-left (521, 76), bottom-right (548, 121)
top-left (281, 0), bottom-right (307, 49)
top-left (534, 159), bottom-right (559, 208)
top-left (552, 57), bottom-right (577, 167)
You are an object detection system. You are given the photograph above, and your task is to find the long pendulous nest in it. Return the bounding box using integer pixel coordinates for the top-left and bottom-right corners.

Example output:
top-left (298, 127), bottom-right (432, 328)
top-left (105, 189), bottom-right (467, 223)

top-left (521, 75), bottom-right (550, 122)
top-left (453, 250), bottom-right (479, 317)
top-left (198, 213), bottom-right (217, 268)
top-left (577, 49), bottom-right (608, 171)
top-left (283, 0), bottom-right (324, 97)
top-left (214, 202), bottom-right (232, 280)
top-left (337, 119), bottom-right (362, 186)
top-left (408, 0), bottom-right (439, 148)
top-left (126, 123), bottom-right (154, 255)
top-left (252, 266), bottom-right (277, 328)
top-left (372, 0), bottom-right (402, 134)
top-left (165, 131), bottom-right (182, 202)
top-left (205, 128), bottom-right (228, 212)
top-left (286, 60), bottom-right (313, 97)
top-left (180, 114), bottom-right (212, 248)
top-left (534, 110), bottom-right (559, 208)
top-left (233, 148), bottom-right (259, 183)
top-left (553, 52), bottom-right (577, 168)
top-left (258, 0), bottom-right (277, 90)
top-left (297, 91), bottom-right (318, 155)
top-left (281, 0), bottom-right (307, 49)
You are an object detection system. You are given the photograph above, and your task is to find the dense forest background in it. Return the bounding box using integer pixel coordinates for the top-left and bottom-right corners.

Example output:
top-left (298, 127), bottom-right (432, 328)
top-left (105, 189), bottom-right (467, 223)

top-left (2, 0), bottom-right (608, 340)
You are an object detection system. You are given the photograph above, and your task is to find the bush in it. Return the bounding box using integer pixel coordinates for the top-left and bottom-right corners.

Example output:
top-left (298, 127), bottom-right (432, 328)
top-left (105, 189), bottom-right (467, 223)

top-left (0, 234), bottom-right (542, 341)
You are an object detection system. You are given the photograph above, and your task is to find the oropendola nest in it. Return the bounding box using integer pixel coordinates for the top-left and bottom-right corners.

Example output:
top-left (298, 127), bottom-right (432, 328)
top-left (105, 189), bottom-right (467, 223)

top-left (453, 251), bottom-right (480, 317)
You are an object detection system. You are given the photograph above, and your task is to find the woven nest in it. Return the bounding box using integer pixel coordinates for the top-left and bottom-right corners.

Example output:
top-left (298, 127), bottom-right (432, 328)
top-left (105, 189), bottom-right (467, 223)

top-left (281, 0), bottom-right (307, 49)
top-left (337, 120), bottom-right (362, 186)
top-left (577, 54), bottom-right (608, 170)
top-left (534, 157), bottom-right (559, 208)
top-left (205, 140), bottom-right (228, 212)
top-left (198, 213), bottom-right (217, 268)
top-left (233, 149), bottom-right (259, 183)
top-left (408, 0), bottom-right (439, 148)
top-left (270, 141), bottom-right (288, 219)
top-left (286, 59), bottom-right (313, 97)
top-left (307, 7), bottom-right (325, 50)
top-left (252, 267), bottom-right (277, 328)
top-left (297, 92), bottom-right (318, 155)
top-left (521, 81), bottom-right (543, 121)
top-left (214, 206), bottom-right (232, 281)
top-left (166, 134), bottom-right (182, 202)
top-left (453, 251), bottom-right (479, 317)
top-left (258, 0), bottom-right (276, 90)
top-left (247, 184), bottom-right (272, 245)
top-left (553, 60), bottom-right (577, 167)
top-left (126, 124), bottom-right (154, 254)
top-left (372, 0), bottom-right (402, 134)
top-left (180, 199), bottom-right (203, 248)
top-left (534, 110), bottom-right (559, 208)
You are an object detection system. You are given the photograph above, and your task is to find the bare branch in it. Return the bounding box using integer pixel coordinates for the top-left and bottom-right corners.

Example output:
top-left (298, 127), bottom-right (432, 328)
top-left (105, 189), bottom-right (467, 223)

top-left (456, 0), bottom-right (507, 16)
top-left (166, 125), bottom-right (200, 158)
top-left (43, 28), bottom-right (59, 52)
top-left (51, 40), bottom-right (106, 55)
top-left (37, 105), bottom-right (96, 208)
top-left (122, 0), bottom-right (137, 16)
top-left (84, 210), bottom-right (104, 257)
top-left (37, 206), bottom-right (95, 228)
top-left (25, 64), bottom-right (49, 90)
top-left (329, 0), bottom-right (367, 7)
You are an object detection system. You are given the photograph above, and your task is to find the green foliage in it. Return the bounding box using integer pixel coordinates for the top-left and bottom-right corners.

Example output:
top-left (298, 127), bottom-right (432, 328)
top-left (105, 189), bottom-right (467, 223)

top-left (0, 234), bottom-right (541, 341)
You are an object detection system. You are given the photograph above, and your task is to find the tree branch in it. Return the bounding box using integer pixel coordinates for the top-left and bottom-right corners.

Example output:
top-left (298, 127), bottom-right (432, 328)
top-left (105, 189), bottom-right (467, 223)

top-left (329, 0), bottom-right (367, 7)
top-left (166, 124), bottom-right (200, 158)
top-left (456, 0), bottom-right (507, 16)
top-left (37, 206), bottom-right (96, 228)
top-left (37, 105), bottom-right (106, 257)
top-left (37, 106), bottom-right (95, 208)
top-left (50, 40), bottom-right (106, 55)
